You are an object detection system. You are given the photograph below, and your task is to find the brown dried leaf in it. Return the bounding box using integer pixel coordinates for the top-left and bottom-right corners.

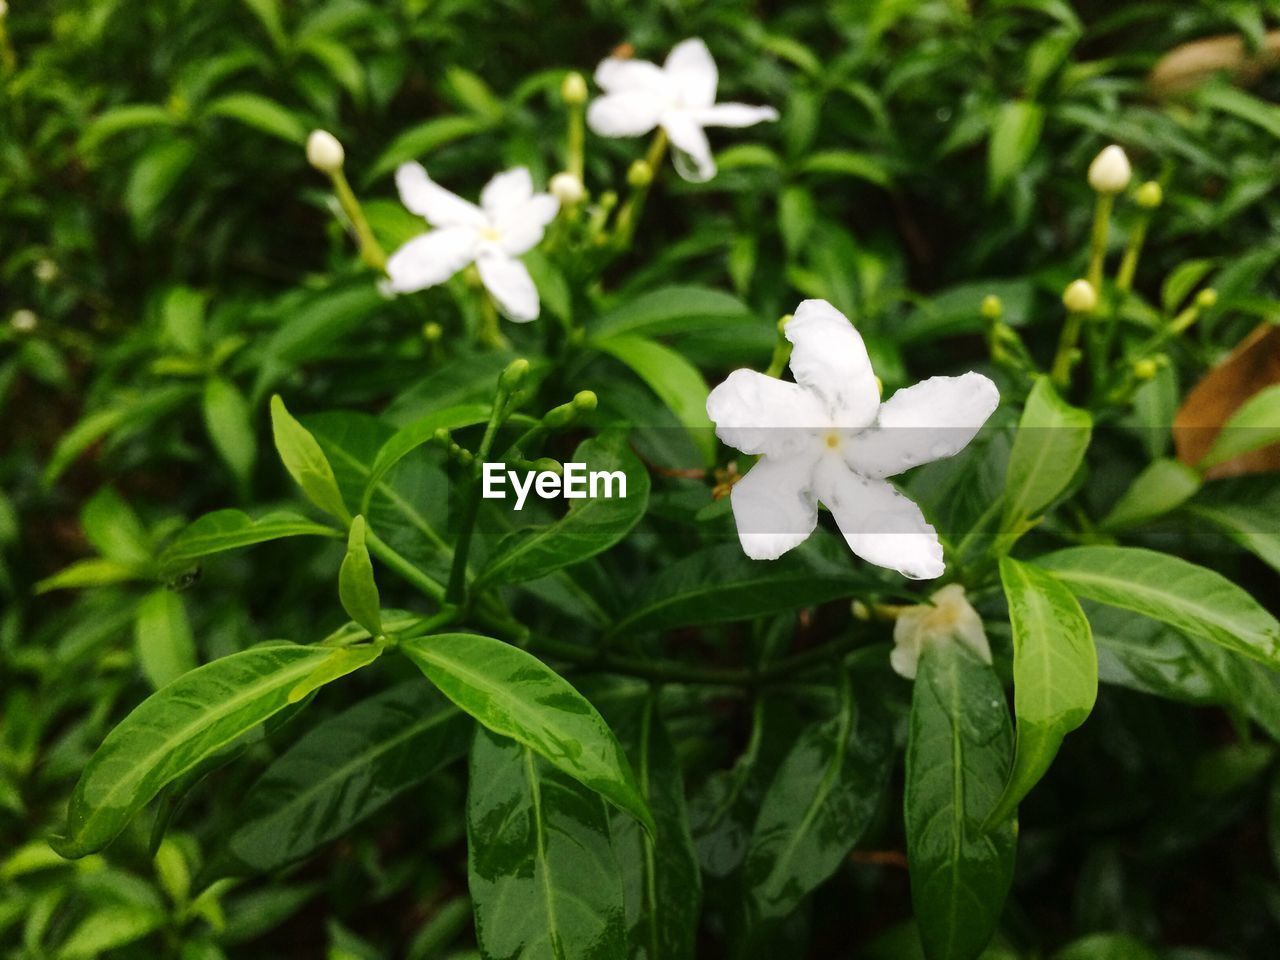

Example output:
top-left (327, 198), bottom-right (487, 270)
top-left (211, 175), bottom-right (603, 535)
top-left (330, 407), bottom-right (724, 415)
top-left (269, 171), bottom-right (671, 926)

top-left (1148, 31), bottom-right (1280, 98)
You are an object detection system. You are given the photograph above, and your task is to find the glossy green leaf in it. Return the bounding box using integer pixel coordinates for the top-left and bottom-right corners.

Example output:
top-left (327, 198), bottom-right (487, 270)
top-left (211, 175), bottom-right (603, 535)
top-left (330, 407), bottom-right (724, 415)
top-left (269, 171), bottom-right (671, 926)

top-left (204, 377), bottom-right (257, 488)
top-left (270, 395), bottom-right (350, 523)
top-left (1185, 475), bottom-right (1280, 573)
top-left (159, 508), bottom-right (339, 570)
top-left (1038, 546), bottom-right (1280, 667)
top-left (467, 728), bottom-right (627, 960)
top-left (905, 642), bottom-right (1016, 960)
top-left (744, 672), bottom-right (893, 921)
top-left (987, 558), bottom-right (1095, 825)
top-left (202, 92), bottom-right (307, 144)
top-left (593, 286), bottom-right (754, 339)
top-left (360, 403), bottom-right (492, 513)
top-left (338, 516), bottom-right (381, 637)
top-left (1002, 376), bottom-right (1091, 533)
top-left (134, 589), bottom-right (198, 690)
top-left (480, 428), bottom-right (650, 585)
top-left (400, 633), bottom-right (654, 834)
top-left (53, 643), bottom-right (336, 857)
top-left (988, 100), bottom-right (1043, 195)
top-left (593, 335), bottom-right (714, 467)
top-left (1098, 458), bottom-right (1201, 531)
top-left (1199, 384), bottom-right (1280, 469)
top-left (287, 643), bottom-right (383, 704)
top-left (225, 681), bottom-right (470, 873)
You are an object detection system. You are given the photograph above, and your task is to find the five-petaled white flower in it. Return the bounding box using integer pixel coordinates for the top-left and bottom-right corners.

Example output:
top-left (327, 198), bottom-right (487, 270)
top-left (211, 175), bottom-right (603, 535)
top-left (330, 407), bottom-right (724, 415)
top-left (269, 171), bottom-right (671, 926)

top-left (386, 164), bottom-right (559, 322)
top-left (890, 584), bottom-right (992, 679)
top-left (706, 299), bottom-right (999, 580)
top-left (587, 38), bottom-right (778, 183)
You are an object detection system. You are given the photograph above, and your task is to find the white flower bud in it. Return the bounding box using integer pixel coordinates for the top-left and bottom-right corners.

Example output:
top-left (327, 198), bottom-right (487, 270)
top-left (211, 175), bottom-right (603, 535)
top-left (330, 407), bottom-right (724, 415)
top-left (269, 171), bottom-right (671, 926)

top-left (34, 259), bottom-right (58, 283)
top-left (1062, 279), bottom-right (1098, 314)
top-left (549, 172), bottom-right (584, 205)
top-left (306, 129), bottom-right (345, 174)
top-left (561, 72), bottom-right (588, 106)
top-left (10, 309), bottom-right (38, 333)
top-left (1087, 144), bottom-right (1131, 195)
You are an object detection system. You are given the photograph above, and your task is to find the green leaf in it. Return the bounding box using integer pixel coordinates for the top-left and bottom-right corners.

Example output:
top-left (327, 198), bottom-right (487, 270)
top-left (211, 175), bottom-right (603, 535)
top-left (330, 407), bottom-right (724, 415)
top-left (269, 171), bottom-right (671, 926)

top-left (360, 403), bottom-right (492, 513)
top-left (1161, 259), bottom-right (1214, 314)
top-left (204, 378), bottom-right (257, 488)
top-left (240, 0), bottom-right (288, 51)
top-left (134, 589), bottom-right (198, 690)
top-left (78, 104), bottom-right (177, 155)
top-left (82, 487), bottom-right (153, 566)
top-left (1199, 384), bottom-right (1280, 469)
top-left (57, 905), bottom-right (165, 959)
top-left (593, 335), bottom-right (714, 467)
top-left (1197, 84), bottom-right (1280, 140)
top-left (43, 386), bottom-right (194, 485)
top-left (53, 643), bottom-right (336, 857)
top-left (987, 100), bottom-right (1043, 195)
top-left (905, 642), bottom-right (1016, 960)
top-left (363, 115), bottom-right (493, 184)
top-left (270, 395), bottom-right (350, 523)
top-left (610, 695), bottom-right (701, 960)
top-left (160, 509), bottom-right (339, 570)
top-left (126, 139), bottom-right (197, 234)
top-left (1002, 376), bottom-right (1092, 533)
top-left (592, 286), bottom-right (755, 339)
top-left (480, 428), bottom-right (650, 585)
top-left (1185, 475), bottom-right (1280, 573)
top-left (1053, 933), bottom-right (1159, 960)
top-left (744, 672), bottom-right (894, 921)
top-left (203, 92), bottom-right (307, 144)
top-left (1098, 458), bottom-right (1201, 531)
top-left (1038, 546), bottom-right (1280, 668)
top-left (35, 558), bottom-right (150, 594)
top-left (225, 681), bottom-right (470, 873)
top-left (399, 633), bottom-right (655, 834)
top-left (797, 149), bottom-right (892, 187)
top-left (338, 516), bottom-right (381, 637)
top-left (987, 558), bottom-right (1095, 826)
top-left (160, 285), bottom-right (207, 354)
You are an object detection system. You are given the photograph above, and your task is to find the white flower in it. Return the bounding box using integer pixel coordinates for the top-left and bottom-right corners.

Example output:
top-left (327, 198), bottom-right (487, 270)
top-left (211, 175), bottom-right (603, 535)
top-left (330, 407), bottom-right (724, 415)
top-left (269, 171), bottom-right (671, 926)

top-left (386, 165), bottom-right (559, 323)
top-left (1087, 144), bottom-right (1131, 194)
top-left (587, 38), bottom-right (778, 183)
top-left (890, 584), bottom-right (991, 679)
top-left (549, 171), bottom-right (585, 205)
top-left (306, 130), bottom-right (345, 174)
top-left (705, 299), bottom-right (999, 580)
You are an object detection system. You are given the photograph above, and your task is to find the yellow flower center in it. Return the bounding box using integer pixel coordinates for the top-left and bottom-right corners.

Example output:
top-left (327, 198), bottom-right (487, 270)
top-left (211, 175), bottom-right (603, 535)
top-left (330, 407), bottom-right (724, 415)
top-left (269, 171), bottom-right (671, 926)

top-left (824, 431), bottom-right (841, 450)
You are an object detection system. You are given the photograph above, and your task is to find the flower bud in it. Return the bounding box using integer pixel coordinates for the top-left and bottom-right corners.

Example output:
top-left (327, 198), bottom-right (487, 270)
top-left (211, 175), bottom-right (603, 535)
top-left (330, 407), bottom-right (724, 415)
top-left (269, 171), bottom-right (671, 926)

top-left (499, 357), bottom-right (530, 391)
top-left (0, 2), bottom-right (8, 19)
top-left (1062, 278), bottom-right (1098, 314)
top-left (432, 426), bottom-right (451, 445)
top-left (1088, 145), bottom-right (1131, 194)
top-left (306, 129), bottom-right (345, 174)
top-left (572, 389), bottom-right (597, 412)
top-left (1134, 181), bottom-right (1163, 209)
top-left (1133, 358), bottom-right (1158, 381)
top-left (10, 309), bottom-right (37, 333)
top-left (34, 259), bottom-right (59, 283)
top-left (980, 294), bottom-right (1003, 320)
top-left (627, 159), bottom-right (653, 188)
top-left (422, 321), bottom-right (442, 342)
top-left (1196, 288), bottom-right (1218, 309)
top-left (531, 457), bottom-right (562, 474)
top-left (777, 314), bottom-right (792, 335)
top-left (561, 72), bottom-right (588, 106)
top-left (549, 172), bottom-right (584, 205)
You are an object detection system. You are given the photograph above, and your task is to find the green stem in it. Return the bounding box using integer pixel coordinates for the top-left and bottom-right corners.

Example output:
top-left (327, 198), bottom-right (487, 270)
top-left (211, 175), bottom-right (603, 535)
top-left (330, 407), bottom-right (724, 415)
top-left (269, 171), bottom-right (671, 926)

top-left (613, 128), bottom-right (668, 248)
top-left (330, 169), bottom-right (386, 272)
top-left (445, 392), bottom-right (510, 605)
top-left (364, 529), bottom-right (446, 603)
top-left (477, 293), bottom-right (508, 350)
top-left (567, 99), bottom-right (585, 181)
top-left (1050, 310), bottom-right (1085, 389)
top-left (1085, 193), bottom-right (1113, 291)
top-left (1115, 216), bottom-right (1149, 293)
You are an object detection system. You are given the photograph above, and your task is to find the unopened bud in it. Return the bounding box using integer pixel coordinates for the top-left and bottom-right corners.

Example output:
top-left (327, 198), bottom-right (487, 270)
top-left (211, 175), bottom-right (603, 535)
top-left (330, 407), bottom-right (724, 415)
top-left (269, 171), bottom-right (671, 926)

top-left (980, 294), bottom-right (1003, 320)
top-left (1088, 144), bottom-right (1131, 195)
top-left (777, 314), bottom-right (792, 335)
top-left (432, 427), bottom-right (451, 445)
top-left (627, 159), bottom-right (653, 188)
top-left (0, 2), bottom-right (9, 19)
top-left (422, 321), bottom-right (442, 342)
top-left (572, 390), bottom-right (597, 412)
top-left (544, 402), bottom-right (577, 428)
top-left (561, 72), bottom-right (588, 106)
top-left (1195, 288), bottom-right (1218, 309)
top-left (550, 172), bottom-right (584, 205)
top-left (531, 457), bottom-right (562, 474)
top-left (33, 259), bottom-right (58, 284)
top-left (852, 600), bottom-right (872, 621)
top-left (1134, 181), bottom-right (1163, 209)
top-left (306, 129), bottom-right (345, 174)
top-left (10, 309), bottom-right (37, 333)
top-left (1062, 279), bottom-right (1098, 314)
top-left (499, 357), bottom-right (530, 391)
top-left (1133, 358), bottom-right (1158, 381)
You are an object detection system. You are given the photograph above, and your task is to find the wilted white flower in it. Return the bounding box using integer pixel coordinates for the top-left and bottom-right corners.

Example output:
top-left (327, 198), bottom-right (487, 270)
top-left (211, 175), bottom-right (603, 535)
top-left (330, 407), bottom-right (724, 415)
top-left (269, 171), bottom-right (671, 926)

top-left (587, 38), bottom-right (778, 183)
top-left (549, 171), bottom-right (585, 205)
top-left (706, 299), bottom-right (999, 579)
top-left (1087, 144), bottom-right (1131, 194)
top-left (890, 583), bottom-right (991, 679)
top-left (306, 130), bottom-right (345, 174)
top-left (386, 165), bottom-right (559, 323)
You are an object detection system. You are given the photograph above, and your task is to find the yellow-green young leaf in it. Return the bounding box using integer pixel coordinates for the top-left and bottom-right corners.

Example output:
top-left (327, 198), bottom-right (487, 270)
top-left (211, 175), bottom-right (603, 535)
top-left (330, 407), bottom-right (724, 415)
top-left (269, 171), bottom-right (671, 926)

top-left (1003, 376), bottom-right (1092, 533)
top-left (57, 905), bottom-right (166, 959)
top-left (134, 589), bottom-right (198, 690)
top-left (53, 643), bottom-right (334, 858)
top-left (1099, 458), bottom-right (1201, 531)
top-left (400, 633), bottom-right (655, 835)
top-left (154, 837), bottom-right (191, 905)
top-left (160, 285), bottom-right (207, 354)
top-left (287, 643), bottom-right (383, 704)
top-left (270, 395), bottom-right (350, 523)
top-left (987, 558), bottom-right (1096, 826)
top-left (988, 99), bottom-right (1044, 195)
top-left (203, 377), bottom-right (257, 488)
top-left (82, 487), bottom-right (152, 566)
top-left (35, 558), bottom-right (148, 594)
top-left (1199, 384), bottom-right (1280, 469)
top-left (338, 516), bottom-right (381, 637)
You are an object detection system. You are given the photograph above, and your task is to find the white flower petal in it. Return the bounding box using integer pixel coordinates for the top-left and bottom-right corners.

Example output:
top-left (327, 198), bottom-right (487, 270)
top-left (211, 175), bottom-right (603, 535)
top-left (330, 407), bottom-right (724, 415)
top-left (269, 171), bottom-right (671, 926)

top-left (663, 112), bottom-right (715, 182)
top-left (690, 103), bottom-right (779, 128)
top-left (384, 228), bottom-right (478, 294)
top-left (476, 251), bottom-right (539, 322)
top-left (664, 38), bottom-right (717, 109)
top-left (395, 163), bottom-right (485, 228)
top-left (785, 300), bottom-right (880, 427)
top-left (706, 368), bottom-right (829, 458)
top-left (496, 193), bottom-right (560, 256)
top-left (814, 458), bottom-right (944, 580)
top-left (891, 584), bottom-right (990, 679)
top-left (595, 56), bottom-right (670, 96)
top-left (730, 454), bottom-right (819, 560)
top-left (845, 373), bottom-right (1000, 479)
top-left (481, 167), bottom-right (533, 217)
top-left (587, 92), bottom-right (664, 138)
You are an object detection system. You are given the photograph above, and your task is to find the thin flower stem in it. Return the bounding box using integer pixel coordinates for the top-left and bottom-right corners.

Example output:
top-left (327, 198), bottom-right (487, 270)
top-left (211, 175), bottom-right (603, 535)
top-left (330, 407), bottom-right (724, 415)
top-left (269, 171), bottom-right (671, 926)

top-left (1050, 309), bottom-right (1085, 389)
top-left (567, 99), bottom-right (585, 181)
top-left (1085, 193), bottom-right (1113, 291)
top-left (445, 390), bottom-right (511, 605)
top-left (1115, 215), bottom-right (1149, 293)
top-left (364, 529), bottom-right (446, 602)
top-left (613, 128), bottom-right (668, 247)
top-left (476, 293), bottom-right (508, 349)
top-left (329, 168), bottom-right (387, 271)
